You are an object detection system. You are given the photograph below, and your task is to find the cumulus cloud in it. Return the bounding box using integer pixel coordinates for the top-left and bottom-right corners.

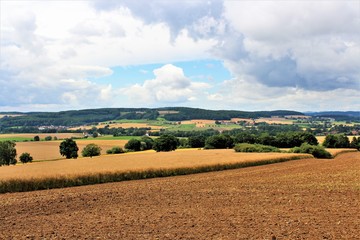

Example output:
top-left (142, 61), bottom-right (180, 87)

top-left (91, 0), bottom-right (226, 39)
top-left (221, 1), bottom-right (360, 91)
top-left (123, 64), bottom-right (210, 105)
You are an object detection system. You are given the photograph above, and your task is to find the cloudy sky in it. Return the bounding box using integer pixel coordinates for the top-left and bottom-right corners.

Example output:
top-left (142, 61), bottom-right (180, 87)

top-left (1, 0), bottom-right (359, 112)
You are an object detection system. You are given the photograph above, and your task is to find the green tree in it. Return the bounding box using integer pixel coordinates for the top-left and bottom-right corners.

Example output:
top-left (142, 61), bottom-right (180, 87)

top-left (19, 152), bottom-right (33, 164)
top-left (188, 135), bottom-right (206, 148)
top-left (34, 135), bottom-right (40, 141)
top-left (125, 138), bottom-right (142, 151)
top-left (350, 137), bottom-right (360, 150)
top-left (153, 134), bottom-right (179, 152)
top-left (82, 144), bottom-right (102, 158)
top-left (59, 139), bottom-right (79, 159)
top-left (204, 134), bottom-right (234, 149)
top-left (140, 136), bottom-right (154, 150)
top-left (323, 134), bottom-right (350, 148)
top-left (0, 141), bottom-right (17, 166)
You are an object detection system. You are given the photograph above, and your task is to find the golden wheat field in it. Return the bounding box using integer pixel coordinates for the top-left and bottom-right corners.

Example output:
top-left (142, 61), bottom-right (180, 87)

top-left (0, 150), bottom-right (310, 181)
top-left (68, 122), bottom-right (165, 131)
top-left (0, 133), bottom-right (83, 140)
top-left (15, 139), bottom-right (129, 161)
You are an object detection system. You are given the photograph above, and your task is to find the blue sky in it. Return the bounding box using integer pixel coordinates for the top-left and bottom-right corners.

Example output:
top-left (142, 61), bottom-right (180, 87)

top-left (0, 0), bottom-right (359, 112)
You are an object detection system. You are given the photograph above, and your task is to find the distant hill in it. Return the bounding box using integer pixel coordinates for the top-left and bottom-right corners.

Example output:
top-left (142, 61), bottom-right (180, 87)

top-left (305, 111), bottom-right (360, 121)
top-left (0, 107), bottom-right (303, 128)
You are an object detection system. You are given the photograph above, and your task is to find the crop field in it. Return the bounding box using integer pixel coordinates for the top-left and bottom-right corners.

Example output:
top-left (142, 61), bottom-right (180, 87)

top-left (0, 133), bottom-right (83, 141)
top-left (15, 139), bottom-right (128, 161)
top-left (0, 150), bottom-right (310, 181)
top-left (0, 151), bottom-right (358, 239)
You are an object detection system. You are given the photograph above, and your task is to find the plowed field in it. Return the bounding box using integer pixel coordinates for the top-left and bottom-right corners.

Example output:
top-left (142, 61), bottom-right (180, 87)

top-left (0, 152), bottom-right (359, 239)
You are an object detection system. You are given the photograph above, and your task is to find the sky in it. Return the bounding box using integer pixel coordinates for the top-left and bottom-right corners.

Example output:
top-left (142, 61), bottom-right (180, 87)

top-left (0, 0), bottom-right (359, 112)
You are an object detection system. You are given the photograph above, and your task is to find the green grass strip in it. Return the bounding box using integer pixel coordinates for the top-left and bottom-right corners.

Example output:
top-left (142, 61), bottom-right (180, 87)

top-left (0, 155), bottom-right (311, 194)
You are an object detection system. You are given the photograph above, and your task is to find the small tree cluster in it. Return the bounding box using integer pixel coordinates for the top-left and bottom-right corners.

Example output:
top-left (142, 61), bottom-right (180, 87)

top-left (234, 143), bottom-right (281, 153)
top-left (153, 134), bottom-right (179, 152)
top-left (322, 134), bottom-right (350, 148)
top-left (125, 136), bottom-right (154, 152)
top-left (204, 134), bottom-right (234, 149)
top-left (350, 136), bottom-right (360, 150)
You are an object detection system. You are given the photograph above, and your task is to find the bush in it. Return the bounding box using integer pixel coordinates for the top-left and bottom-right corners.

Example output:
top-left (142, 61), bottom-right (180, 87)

top-left (106, 146), bottom-right (125, 154)
top-left (82, 144), bottom-right (102, 158)
top-left (290, 143), bottom-right (332, 159)
top-left (34, 136), bottom-right (40, 141)
top-left (125, 139), bottom-right (142, 151)
top-left (234, 143), bottom-right (281, 153)
top-left (0, 141), bottom-right (17, 166)
top-left (204, 134), bottom-right (234, 149)
top-left (44, 136), bottom-right (52, 141)
top-left (19, 152), bottom-right (33, 164)
top-left (153, 134), bottom-right (179, 152)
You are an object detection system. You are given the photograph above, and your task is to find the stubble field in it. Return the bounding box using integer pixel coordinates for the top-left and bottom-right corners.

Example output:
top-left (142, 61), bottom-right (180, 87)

top-left (0, 151), bottom-right (358, 239)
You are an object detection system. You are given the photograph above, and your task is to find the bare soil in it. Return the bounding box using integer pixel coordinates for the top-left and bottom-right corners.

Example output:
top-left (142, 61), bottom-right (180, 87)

top-left (0, 152), bottom-right (359, 239)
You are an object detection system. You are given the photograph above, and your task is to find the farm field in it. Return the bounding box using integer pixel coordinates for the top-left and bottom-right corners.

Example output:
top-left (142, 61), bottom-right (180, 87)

top-left (0, 151), bottom-right (358, 239)
top-left (0, 133), bottom-right (83, 142)
top-left (0, 150), bottom-right (309, 181)
top-left (15, 139), bottom-right (128, 161)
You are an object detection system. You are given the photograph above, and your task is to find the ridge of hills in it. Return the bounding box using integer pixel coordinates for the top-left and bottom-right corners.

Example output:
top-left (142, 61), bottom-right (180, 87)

top-left (0, 107), bottom-right (358, 128)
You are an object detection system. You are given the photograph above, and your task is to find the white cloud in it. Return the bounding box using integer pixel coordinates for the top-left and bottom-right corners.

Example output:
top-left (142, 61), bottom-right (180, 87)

top-left (0, 0), bottom-right (359, 112)
top-left (123, 64), bottom-right (210, 105)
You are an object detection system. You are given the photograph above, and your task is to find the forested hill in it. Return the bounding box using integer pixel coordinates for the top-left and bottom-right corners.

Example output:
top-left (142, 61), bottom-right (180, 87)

top-left (0, 107), bottom-right (303, 128)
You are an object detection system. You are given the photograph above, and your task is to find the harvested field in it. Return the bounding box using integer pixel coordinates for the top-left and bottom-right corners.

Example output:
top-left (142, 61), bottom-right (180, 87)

top-left (0, 150), bottom-right (309, 181)
top-left (255, 117), bottom-right (294, 125)
top-left (181, 119), bottom-right (216, 127)
top-left (0, 152), bottom-right (358, 239)
top-left (15, 139), bottom-right (128, 161)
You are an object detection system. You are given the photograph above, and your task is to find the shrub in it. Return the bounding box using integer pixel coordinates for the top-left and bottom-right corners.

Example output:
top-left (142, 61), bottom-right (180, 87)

top-left (153, 134), bottom-right (179, 152)
top-left (290, 143), bottom-right (332, 159)
top-left (234, 143), bottom-right (281, 153)
top-left (34, 136), bottom-right (40, 141)
top-left (44, 136), bottom-right (52, 141)
top-left (82, 144), bottom-right (102, 158)
top-left (0, 141), bottom-right (17, 166)
top-left (19, 152), bottom-right (33, 164)
top-left (106, 146), bottom-right (125, 154)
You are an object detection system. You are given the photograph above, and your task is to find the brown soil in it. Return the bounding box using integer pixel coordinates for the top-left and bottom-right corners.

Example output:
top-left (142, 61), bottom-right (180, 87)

top-left (0, 152), bottom-right (359, 239)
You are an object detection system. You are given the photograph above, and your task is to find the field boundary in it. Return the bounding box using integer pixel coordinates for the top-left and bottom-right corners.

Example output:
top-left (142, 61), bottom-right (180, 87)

top-left (0, 155), bottom-right (311, 194)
